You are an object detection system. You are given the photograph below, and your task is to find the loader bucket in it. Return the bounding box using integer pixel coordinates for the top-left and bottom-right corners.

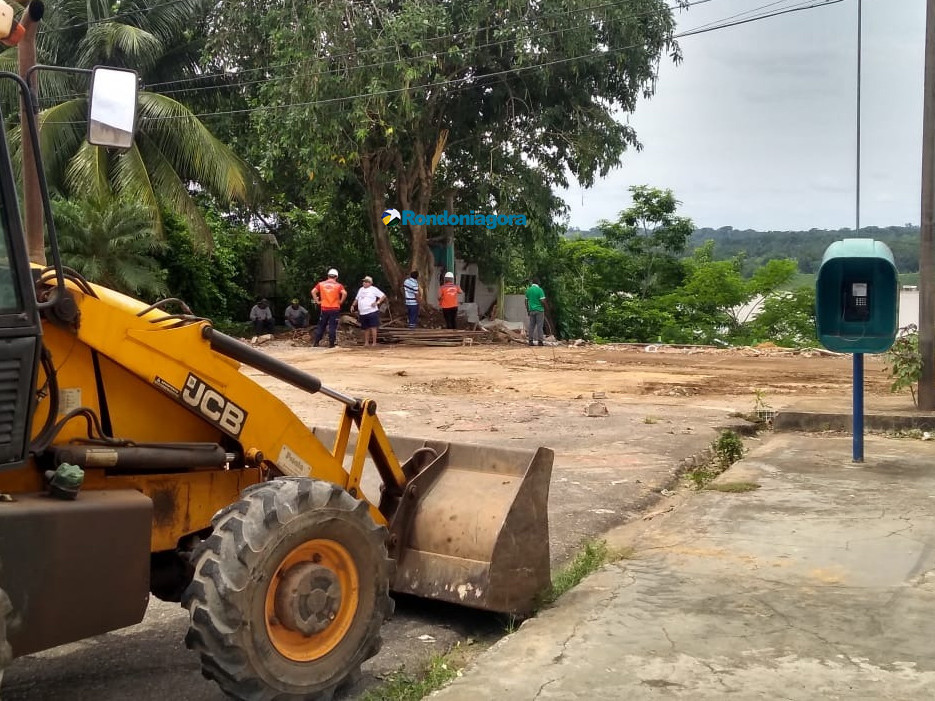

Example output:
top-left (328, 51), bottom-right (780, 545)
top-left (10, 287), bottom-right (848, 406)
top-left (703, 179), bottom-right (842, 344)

top-left (313, 429), bottom-right (553, 616)
top-left (390, 440), bottom-right (553, 616)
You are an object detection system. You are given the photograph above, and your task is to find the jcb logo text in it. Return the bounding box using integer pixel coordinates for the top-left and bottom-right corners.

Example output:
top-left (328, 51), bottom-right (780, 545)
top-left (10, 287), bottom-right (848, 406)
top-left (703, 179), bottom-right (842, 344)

top-left (181, 374), bottom-right (247, 437)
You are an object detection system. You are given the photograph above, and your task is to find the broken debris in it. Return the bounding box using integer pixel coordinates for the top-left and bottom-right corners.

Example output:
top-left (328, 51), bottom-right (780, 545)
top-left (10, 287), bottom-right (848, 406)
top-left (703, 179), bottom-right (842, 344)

top-left (584, 401), bottom-right (608, 417)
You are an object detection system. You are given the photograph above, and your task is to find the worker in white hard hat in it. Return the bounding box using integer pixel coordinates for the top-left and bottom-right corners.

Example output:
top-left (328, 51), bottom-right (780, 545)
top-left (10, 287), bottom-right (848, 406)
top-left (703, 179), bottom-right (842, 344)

top-left (310, 268), bottom-right (347, 347)
top-left (438, 271), bottom-right (463, 330)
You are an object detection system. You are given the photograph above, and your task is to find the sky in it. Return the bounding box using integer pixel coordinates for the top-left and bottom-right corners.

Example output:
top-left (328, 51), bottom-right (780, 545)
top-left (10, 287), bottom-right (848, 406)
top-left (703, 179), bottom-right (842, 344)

top-left (559, 0), bottom-right (926, 232)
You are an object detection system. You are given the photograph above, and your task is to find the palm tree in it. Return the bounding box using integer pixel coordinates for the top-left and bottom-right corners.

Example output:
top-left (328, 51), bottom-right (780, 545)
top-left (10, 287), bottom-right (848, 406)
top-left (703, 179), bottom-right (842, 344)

top-left (52, 196), bottom-right (169, 298)
top-left (2, 0), bottom-right (260, 244)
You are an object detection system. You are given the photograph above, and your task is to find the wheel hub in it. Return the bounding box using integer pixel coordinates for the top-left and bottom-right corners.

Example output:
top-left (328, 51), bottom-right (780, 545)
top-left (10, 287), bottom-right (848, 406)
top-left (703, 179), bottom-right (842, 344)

top-left (264, 538), bottom-right (360, 662)
top-left (274, 562), bottom-right (343, 636)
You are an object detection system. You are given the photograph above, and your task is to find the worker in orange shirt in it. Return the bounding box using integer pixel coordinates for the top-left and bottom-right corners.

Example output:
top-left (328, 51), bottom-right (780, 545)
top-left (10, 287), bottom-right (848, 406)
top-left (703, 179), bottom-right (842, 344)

top-left (311, 268), bottom-right (347, 347)
top-left (438, 271), bottom-right (463, 330)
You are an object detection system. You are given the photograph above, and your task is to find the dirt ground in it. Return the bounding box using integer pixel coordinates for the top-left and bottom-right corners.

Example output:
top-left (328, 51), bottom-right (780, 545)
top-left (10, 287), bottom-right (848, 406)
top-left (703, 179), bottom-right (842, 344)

top-left (2, 341), bottom-right (904, 701)
top-left (257, 340), bottom-right (893, 404)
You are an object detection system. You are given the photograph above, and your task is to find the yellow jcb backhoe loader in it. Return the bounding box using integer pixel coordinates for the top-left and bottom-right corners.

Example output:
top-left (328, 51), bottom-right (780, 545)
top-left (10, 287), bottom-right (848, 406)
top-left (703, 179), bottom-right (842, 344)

top-left (0, 4), bottom-right (553, 699)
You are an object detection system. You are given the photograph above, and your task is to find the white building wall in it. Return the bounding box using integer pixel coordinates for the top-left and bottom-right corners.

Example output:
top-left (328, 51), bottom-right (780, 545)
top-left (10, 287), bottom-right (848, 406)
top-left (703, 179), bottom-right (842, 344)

top-left (426, 259), bottom-right (499, 318)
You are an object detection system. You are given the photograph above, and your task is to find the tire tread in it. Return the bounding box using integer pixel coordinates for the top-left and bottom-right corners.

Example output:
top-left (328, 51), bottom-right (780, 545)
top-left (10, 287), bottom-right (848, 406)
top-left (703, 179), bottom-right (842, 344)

top-left (182, 478), bottom-right (394, 701)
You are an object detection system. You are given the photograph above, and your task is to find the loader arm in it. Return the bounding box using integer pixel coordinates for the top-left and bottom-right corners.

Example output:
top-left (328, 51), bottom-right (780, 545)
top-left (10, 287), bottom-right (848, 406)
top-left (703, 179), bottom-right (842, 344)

top-left (27, 271), bottom-right (411, 527)
top-left (20, 270), bottom-right (552, 614)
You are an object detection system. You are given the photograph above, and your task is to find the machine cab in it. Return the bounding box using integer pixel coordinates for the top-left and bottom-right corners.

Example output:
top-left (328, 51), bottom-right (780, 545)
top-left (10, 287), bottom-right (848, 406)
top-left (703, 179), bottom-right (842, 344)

top-left (0, 141), bottom-right (42, 472)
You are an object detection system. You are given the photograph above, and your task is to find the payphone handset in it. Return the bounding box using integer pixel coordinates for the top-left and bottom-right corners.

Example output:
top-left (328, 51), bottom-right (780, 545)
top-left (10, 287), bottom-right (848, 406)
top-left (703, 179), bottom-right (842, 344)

top-left (843, 280), bottom-right (871, 322)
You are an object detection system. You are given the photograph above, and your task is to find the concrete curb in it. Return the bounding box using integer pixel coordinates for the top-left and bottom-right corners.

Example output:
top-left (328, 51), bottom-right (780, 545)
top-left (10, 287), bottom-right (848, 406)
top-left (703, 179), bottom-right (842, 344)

top-left (774, 411), bottom-right (935, 433)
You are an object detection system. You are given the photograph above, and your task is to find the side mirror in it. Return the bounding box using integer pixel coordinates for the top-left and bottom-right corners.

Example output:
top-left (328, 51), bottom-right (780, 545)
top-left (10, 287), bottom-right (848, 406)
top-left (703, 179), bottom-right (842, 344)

top-left (87, 66), bottom-right (139, 150)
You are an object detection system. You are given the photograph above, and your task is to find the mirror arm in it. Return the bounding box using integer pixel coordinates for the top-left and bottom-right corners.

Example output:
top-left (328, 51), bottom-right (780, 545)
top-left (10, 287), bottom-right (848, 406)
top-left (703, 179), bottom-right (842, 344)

top-left (24, 64), bottom-right (92, 114)
top-left (0, 70), bottom-right (65, 303)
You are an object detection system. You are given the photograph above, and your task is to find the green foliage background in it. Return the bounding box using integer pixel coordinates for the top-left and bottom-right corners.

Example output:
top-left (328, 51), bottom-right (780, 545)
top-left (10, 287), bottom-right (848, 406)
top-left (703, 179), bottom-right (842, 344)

top-left (28, 0), bottom-right (840, 349)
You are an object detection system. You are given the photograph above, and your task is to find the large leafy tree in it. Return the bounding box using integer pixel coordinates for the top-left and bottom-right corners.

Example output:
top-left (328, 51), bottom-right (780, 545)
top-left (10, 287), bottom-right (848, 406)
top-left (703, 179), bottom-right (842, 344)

top-left (2, 0), bottom-right (260, 243)
top-left (598, 185), bottom-right (695, 298)
top-left (210, 0), bottom-right (686, 297)
top-left (549, 184), bottom-right (694, 338)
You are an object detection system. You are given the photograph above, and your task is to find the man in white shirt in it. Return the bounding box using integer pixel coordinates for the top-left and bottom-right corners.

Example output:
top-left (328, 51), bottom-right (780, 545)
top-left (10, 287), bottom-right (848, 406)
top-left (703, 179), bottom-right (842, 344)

top-left (351, 276), bottom-right (387, 347)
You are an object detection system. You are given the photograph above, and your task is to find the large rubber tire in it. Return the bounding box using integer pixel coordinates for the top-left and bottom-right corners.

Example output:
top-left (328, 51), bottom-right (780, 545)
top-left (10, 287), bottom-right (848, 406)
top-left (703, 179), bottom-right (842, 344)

top-left (182, 478), bottom-right (395, 701)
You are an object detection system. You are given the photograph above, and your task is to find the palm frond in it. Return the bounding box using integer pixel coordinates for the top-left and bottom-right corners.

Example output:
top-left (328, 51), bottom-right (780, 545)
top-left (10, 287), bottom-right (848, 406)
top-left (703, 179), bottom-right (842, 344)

top-left (113, 143), bottom-right (163, 235)
top-left (35, 99), bottom-right (89, 192)
top-left (137, 129), bottom-right (212, 245)
top-left (65, 141), bottom-right (111, 201)
top-left (0, 47), bottom-right (78, 134)
top-left (123, 0), bottom-right (205, 46)
top-left (8, 99), bottom-right (88, 195)
top-left (146, 36), bottom-right (206, 85)
top-left (137, 92), bottom-right (261, 205)
top-left (78, 22), bottom-right (164, 68)
top-left (52, 195), bottom-right (168, 298)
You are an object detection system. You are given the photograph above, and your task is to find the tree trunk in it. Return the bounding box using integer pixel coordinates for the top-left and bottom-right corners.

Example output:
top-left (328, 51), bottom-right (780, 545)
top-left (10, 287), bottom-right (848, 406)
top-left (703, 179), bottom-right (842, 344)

top-left (364, 131), bottom-right (448, 308)
top-left (362, 153), bottom-right (404, 300)
top-left (397, 140), bottom-right (435, 309)
top-left (409, 223), bottom-right (434, 294)
top-left (444, 189), bottom-right (455, 271)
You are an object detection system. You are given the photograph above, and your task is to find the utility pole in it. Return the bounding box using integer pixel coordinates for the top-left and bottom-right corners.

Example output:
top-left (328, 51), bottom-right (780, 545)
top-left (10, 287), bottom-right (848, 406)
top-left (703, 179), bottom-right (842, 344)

top-left (17, 1), bottom-right (44, 265)
top-left (920, 0), bottom-right (935, 410)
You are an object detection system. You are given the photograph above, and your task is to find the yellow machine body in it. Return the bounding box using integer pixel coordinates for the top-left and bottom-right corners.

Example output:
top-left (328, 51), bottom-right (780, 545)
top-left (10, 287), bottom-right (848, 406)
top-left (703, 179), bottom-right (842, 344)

top-left (0, 271), bottom-right (553, 663)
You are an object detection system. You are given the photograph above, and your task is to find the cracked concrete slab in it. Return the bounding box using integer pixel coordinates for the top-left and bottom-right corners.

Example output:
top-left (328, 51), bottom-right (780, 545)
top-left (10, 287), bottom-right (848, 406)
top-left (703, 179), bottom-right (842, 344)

top-left (430, 432), bottom-right (935, 700)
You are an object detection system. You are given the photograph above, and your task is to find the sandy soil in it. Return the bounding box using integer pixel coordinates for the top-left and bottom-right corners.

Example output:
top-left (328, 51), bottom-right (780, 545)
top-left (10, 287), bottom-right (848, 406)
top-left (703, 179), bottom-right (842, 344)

top-left (255, 340), bottom-right (892, 409)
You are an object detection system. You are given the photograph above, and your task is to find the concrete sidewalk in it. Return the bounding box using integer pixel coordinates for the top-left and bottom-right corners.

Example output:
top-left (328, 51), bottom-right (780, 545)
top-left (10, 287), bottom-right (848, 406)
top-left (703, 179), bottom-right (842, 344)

top-left (431, 432), bottom-right (935, 700)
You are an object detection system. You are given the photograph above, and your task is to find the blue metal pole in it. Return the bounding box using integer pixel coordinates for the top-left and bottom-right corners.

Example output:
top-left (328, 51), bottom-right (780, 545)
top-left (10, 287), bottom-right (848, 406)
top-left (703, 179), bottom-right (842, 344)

top-left (853, 352), bottom-right (864, 462)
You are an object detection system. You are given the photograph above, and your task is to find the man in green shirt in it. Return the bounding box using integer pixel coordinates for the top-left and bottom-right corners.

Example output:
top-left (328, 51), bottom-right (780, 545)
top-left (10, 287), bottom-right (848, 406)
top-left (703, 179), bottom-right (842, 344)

top-left (525, 279), bottom-right (548, 346)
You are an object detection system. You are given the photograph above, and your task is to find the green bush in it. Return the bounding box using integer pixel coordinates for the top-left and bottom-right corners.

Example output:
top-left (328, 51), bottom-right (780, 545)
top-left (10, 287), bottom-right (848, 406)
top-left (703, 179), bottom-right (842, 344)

top-left (590, 297), bottom-right (677, 342)
top-left (715, 429), bottom-right (744, 468)
top-left (883, 324), bottom-right (922, 406)
top-left (741, 286), bottom-right (818, 347)
top-left (158, 210), bottom-right (261, 322)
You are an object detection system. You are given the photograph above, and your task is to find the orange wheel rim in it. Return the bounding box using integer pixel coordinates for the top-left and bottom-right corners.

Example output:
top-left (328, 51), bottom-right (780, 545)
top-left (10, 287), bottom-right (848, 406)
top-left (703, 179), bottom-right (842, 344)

top-left (264, 539), bottom-right (360, 662)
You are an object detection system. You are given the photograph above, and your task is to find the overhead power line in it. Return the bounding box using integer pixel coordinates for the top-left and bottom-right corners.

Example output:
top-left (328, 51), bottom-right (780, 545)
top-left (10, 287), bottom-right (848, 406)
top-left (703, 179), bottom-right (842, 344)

top-left (142, 0), bottom-right (846, 122)
top-left (680, 0), bottom-right (844, 37)
top-left (38, 0), bottom-right (715, 106)
top-left (153, 2), bottom-right (713, 98)
top-left (38, 0), bottom-right (846, 123)
top-left (143, 0), bottom-right (716, 93)
top-left (150, 0), bottom-right (826, 99)
top-left (680, 0), bottom-right (794, 34)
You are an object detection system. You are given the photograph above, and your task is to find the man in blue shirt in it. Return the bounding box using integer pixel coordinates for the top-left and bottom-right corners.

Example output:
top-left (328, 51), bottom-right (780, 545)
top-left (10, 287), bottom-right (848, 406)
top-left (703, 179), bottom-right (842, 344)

top-left (403, 271), bottom-right (422, 328)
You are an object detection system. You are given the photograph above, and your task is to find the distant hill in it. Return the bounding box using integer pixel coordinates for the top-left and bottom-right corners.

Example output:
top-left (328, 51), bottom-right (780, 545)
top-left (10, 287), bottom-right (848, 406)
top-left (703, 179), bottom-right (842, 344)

top-left (690, 226), bottom-right (920, 275)
top-left (565, 227), bottom-right (603, 239)
top-left (565, 225), bottom-right (921, 275)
